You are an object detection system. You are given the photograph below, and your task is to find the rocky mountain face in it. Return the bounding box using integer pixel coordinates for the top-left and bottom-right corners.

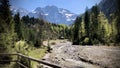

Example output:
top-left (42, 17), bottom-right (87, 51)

top-left (11, 0), bottom-right (118, 25)
top-left (98, 0), bottom-right (117, 17)
top-left (11, 6), bottom-right (29, 17)
top-left (11, 5), bottom-right (77, 25)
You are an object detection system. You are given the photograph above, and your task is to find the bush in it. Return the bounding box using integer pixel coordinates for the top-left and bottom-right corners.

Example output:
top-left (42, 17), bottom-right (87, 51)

top-left (83, 37), bottom-right (89, 43)
top-left (34, 40), bottom-right (42, 47)
top-left (92, 39), bottom-right (100, 45)
top-left (82, 37), bottom-right (92, 45)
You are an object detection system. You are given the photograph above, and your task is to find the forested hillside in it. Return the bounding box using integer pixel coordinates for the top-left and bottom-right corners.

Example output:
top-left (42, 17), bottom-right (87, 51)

top-left (72, 0), bottom-right (120, 45)
top-left (14, 14), bottom-right (70, 47)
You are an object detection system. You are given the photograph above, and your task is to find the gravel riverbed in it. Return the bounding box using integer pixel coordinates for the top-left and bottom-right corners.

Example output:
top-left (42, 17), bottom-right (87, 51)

top-left (42, 40), bottom-right (120, 68)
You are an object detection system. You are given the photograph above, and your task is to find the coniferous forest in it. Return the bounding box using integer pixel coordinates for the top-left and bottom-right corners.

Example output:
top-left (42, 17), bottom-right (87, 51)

top-left (0, 0), bottom-right (70, 52)
top-left (0, 0), bottom-right (120, 68)
top-left (72, 2), bottom-right (120, 45)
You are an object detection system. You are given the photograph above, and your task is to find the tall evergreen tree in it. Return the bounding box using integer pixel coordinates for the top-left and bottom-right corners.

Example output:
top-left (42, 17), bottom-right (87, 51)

top-left (116, 0), bottom-right (120, 43)
top-left (0, 0), bottom-right (16, 64)
top-left (97, 12), bottom-right (111, 44)
top-left (109, 14), bottom-right (117, 43)
top-left (73, 17), bottom-right (82, 45)
top-left (0, 0), bottom-right (11, 24)
top-left (0, 0), bottom-right (14, 50)
top-left (90, 5), bottom-right (100, 43)
top-left (14, 13), bottom-right (22, 40)
top-left (84, 10), bottom-right (90, 37)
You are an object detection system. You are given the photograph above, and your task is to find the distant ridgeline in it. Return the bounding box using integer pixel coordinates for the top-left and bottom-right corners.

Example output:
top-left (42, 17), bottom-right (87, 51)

top-left (11, 5), bottom-right (77, 25)
top-left (72, 0), bottom-right (120, 45)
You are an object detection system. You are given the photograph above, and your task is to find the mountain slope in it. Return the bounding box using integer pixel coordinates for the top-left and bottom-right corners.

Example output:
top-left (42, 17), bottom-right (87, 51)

top-left (98, 0), bottom-right (117, 17)
top-left (11, 5), bottom-right (77, 25)
top-left (29, 5), bottom-right (77, 25)
top-left (11, 6), bottom-right (29, 17)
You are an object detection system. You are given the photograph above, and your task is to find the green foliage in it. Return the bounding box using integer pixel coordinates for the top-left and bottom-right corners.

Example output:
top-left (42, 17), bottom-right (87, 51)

top-left (34, 40), bottom-right (41, 47)
top-left (14, 13), bottom-right (22, 40)
top-left (115, 0), bottom-right (120, 43)
top-left (84, 10), bottom-right (90, 37)
top-left (72, 4), bottom-right (120, 45)
top-left (13, 13), bottom-right (71, 48)
top-left (50, 23), bottom-right (71, 39)
top-left (72, 17), bottom-right (81, 45)
top-left (83, 37), bottom-right (90, 45)
top-left (0, 0), bottom-right (72, 67)
top-left (0, 0), bottom-right (11, 23)
top-left (0, 0), bottom-right (16, 65)
top-left (19, 58), bottom-right (29, 68)
top-left (13, 40), bottom-right (47, 68)
top-left (0, 0), bottom-right (16, 52)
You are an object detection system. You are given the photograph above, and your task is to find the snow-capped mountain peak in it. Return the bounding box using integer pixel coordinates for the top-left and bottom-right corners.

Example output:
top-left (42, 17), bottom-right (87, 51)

top-left (11, 5), bottom-right (77, 25)
top-left (11, 6), bottom-right (29, 17)
top-left (59, 9), bottom-right (67, 14)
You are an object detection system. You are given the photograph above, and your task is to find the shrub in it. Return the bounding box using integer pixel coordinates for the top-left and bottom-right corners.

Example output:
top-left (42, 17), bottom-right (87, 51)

top-left (34, 40), bottom-right (42, 47)
top-left (83, 37), bottom-right (89, 44)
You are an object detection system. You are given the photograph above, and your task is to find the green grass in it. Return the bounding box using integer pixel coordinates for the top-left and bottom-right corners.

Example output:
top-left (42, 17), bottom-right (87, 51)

top-left (11, 40), bottom-right (48, 68)
top-left (29, 47), bottom-right (47, 58)
top-left (28, 46), bottom-right (47, 68)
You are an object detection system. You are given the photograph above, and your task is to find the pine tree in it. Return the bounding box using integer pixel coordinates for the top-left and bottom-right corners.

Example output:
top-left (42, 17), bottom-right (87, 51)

top-left (73, 17), bottom-right (82, 45)
top-left (109, 14), bottom-right (118, 43)
top-left (84, 9), bottom-right (90, 37)
top-left (90, 5), bottom-right (100, 44)
top-left (97, 12), bottom-right (110, 44)
top-left (83, 10), bottom-right (93, 44)
top-left (14, 13), bottom-right (22, 40)
top-left (116, 0), bottom-right (120, 43)
top-left (0, 0), bottom-right (15, 51)
top-left (0, 0), bottom-right (16, 64)
top-left (0, 0), bottom-right (11, 24)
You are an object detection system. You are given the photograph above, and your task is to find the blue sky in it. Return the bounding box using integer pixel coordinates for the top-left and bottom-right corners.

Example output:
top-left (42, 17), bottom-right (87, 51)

top-left (10, 0), bottom-right (101, 14)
